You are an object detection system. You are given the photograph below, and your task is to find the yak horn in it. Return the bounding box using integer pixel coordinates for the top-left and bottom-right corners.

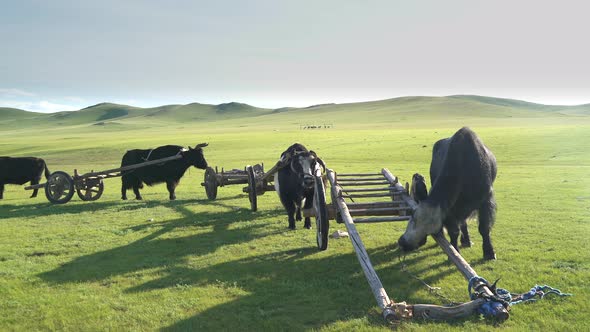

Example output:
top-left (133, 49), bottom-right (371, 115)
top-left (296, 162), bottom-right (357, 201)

top-left (195, 143), bottom-right (209, 148)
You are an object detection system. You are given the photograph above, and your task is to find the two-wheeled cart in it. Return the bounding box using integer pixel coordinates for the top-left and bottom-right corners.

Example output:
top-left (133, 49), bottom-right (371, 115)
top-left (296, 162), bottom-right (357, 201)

top-left (25, 153), bottom-right (185, 204)
top-left (203, 157), bottom-right (330, 250)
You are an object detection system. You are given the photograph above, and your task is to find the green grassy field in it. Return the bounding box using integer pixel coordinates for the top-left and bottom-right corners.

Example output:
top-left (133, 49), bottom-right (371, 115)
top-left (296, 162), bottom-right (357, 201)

top-left (1, 97), bottom-right (589, 331)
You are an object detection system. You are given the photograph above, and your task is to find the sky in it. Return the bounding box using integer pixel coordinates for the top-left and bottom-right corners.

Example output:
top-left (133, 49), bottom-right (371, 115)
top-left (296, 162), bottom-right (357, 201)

top-left (1, 0), bottom-right (589, 113)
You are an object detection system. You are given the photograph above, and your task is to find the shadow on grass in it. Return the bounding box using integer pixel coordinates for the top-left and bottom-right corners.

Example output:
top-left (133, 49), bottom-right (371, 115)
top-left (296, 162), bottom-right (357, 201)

top-left (37, 197), bottom-right (283, 285)
top-left (155, 244), bottom-right (477, 331)
top-left (35, 197), bottom-right (492, 330)
top-left (0, 194), bottom-right (244, 220)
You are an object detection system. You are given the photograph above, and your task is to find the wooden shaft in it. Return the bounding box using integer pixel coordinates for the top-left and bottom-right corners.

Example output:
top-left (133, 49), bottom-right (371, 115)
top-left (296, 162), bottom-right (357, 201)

top-left (78, 154), bottom-right (183, 178)
top-left (353, 216), bottom-right (411, 223)
top-left (221, 179), bottom-right (249, 185)
top-left (411, 299), bottom-right (486, 320)
top-left (337, 175), bottom-right (383, 184)
top-left (337, 177), bottom-right (389, 186)
top-left (381, 168), bottom-right (418, 211)
top-left (342, 192), bottom-right (395, 198)
top-left (261, 160), bottom-right (285, 181)
top-left (24, 183), bottom-right (45, 190)
top-left (346, 201), bottom-right (399, 208)
top-left (344, 187), bottom-right (403, 193)
top-left (220, 174), bottom-right (247, 178)
top-left (337, 173), bottom-right (382, 177)
top-left (348, 206), bottom-right (410, 216)
top-left (431, 232), bottom-right (509, 320)
top-left (327, 169), bottom-right (395, 319)
top-left (338, 181), bottom-right (392, 186)
top-left (337, 177), bottom-right (385, 181)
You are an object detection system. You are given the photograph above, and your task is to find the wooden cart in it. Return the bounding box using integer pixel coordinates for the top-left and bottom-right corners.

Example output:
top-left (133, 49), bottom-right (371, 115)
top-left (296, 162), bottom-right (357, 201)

top-left (24, 153), bottom-right (185, 204)
top-left (202, 158), bottom-right (330, 250)
top-left (308, 168), bottom-right (510, 321)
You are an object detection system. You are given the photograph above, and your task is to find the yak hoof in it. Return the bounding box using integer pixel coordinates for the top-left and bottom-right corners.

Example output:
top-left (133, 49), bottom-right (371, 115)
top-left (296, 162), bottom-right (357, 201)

top-left (288, 225), bottom-right (296, 230)
top-left (304, 224), bottom-right (312, 229)
top-left (461, 241), bottom-right (473, 248)
top-left (135, 197), bottom-right (143, 200)
top-left (484, 252), bottom-right (497, 260)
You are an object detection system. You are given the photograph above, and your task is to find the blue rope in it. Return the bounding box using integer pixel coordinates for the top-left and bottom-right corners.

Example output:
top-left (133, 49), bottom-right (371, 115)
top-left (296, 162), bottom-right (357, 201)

top-left (499, 285), bottom-right (573, 305)
top-left (468, 276), bottom-right (572, 307)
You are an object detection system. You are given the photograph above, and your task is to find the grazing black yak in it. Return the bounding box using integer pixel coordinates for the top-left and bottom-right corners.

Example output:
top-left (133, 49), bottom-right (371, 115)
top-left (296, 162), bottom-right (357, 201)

top-left (121, 144), bottom-right (208, 200)
top-left (0, 157), bottom-right (51, 199)
top-left (274, 143), bottom-right (325, 229)
top-left (398, 127), bottom-right (498, 260)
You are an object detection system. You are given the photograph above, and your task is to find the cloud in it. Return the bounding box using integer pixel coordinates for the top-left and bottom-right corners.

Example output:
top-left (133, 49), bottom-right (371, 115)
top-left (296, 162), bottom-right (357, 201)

top-left (0, 100), bottom-right (79, 113)
top-left (0, 88), bottom-right (36, 97)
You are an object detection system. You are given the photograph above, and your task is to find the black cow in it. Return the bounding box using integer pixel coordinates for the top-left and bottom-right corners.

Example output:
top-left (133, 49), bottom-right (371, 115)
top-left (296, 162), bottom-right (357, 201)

top-left (121, 143), bottom-right (208, 200)
top-left (274, 143), bottom-right (325, 229)
top-left (0, 157), bottom-right (50, 199)
top-left (398, 127), bottom-right (498, 260)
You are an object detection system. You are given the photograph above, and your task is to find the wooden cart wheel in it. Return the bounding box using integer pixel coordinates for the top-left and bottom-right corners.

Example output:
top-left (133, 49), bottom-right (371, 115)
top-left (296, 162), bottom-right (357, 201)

top-left (314, 175), bottom-right (329, 250)
top-left (45, 171), bottom-right (75, 204)
top-left (76, 179), bottom-right (104, 201)
top-left (204, 167), bottom-right (218, 200)
top-left (246, 165), bottom-right (258, 211)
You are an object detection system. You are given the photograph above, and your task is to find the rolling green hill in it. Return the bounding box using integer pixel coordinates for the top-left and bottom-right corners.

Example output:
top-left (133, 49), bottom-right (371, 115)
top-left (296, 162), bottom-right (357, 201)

top-left (1, 96), bottom-right (589, 130)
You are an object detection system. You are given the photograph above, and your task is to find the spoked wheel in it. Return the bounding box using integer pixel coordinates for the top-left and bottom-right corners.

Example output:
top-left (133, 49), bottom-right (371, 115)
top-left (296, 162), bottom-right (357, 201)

top-left (45, 171), bottom-right (75, 204)
top-left (204, 167), bottom-right (218, 200)
top-left (314, 175), bottom-right (329, 250)
top-left (246, 165), bottom-right (258, 211)
top-left (76, 178), bottom-right (104, 201)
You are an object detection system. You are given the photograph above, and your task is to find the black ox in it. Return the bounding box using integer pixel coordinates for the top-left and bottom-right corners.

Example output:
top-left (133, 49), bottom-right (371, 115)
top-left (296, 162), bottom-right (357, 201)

top-left (121, 143), bottom-right (208, 200)
top-left (398, 127), bottom-right (498, 260)
top-left (274, 143), bottom-right (325, 229)
top-left (0, 157), bottom-right (50, 199)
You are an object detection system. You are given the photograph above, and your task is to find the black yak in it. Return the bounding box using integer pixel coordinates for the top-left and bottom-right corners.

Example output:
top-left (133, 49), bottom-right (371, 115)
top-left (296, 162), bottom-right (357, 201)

top-left (121, 144), bottom-right (208, 200)
top-left (398, 127), bottom-right (498, 260)
top-left (274, 143), bottom-right (325, 229)
top-left (0, 157), bottom-right (50, 199)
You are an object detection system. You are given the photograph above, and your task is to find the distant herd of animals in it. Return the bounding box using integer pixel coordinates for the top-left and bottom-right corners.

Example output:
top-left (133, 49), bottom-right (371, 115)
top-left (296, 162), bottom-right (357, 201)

top-left (0, 127), bottom-right (498, 260)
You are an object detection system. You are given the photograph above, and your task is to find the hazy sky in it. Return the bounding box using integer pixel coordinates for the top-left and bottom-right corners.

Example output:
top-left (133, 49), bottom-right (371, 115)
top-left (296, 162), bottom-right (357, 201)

top-left (1, 0), bottom-right (589, 112)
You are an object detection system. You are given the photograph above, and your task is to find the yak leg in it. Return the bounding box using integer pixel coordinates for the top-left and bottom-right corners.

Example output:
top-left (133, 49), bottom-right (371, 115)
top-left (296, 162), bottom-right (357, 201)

top-left (478, 195), bottom-right (497, 260)
top-left (295, 201), bottom-right (302, 221)
top-left (0, 183), bottom-right (4, 199)
top-left (283, 200), bottom-right (297, 230)
top-left (302, 195), bottom-right (313, 229)
top-left (166, 180), bottom-right (178, 200)
top-left (445, 221), bottom-right (461, 254)
top-left (460, 220), bottom-right (472, 247)
top-left (133, 185), bottom-right (143, 200)
top-left (121, 184), bottom-right (128, 200)
top-left (30, 176), bottom-right (41, 198)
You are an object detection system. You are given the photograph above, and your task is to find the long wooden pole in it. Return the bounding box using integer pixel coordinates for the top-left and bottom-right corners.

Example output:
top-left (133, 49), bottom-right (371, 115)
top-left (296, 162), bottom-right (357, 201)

top-left (327, 169), bottom-right (397, 320)
top-left (78, 153), bottom-right (184, 178)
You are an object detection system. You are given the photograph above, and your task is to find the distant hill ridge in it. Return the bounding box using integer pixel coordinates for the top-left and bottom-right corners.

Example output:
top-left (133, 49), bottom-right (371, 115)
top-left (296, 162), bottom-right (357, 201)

top-left (1, 95), bottom-right (589, 127)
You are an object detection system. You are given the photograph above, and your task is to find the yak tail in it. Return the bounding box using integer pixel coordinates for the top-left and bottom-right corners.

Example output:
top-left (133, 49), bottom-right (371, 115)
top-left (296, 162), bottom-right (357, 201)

top-left (44, 163), bottom-right (51, 179)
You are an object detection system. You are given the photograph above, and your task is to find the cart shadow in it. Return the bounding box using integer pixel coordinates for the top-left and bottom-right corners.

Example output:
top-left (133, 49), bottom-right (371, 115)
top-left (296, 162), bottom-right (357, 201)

top-left (0, 194), bottom-right (246, 220)
top-left (157, 244), bottom-right (477, 331)
top-left (37, 205), bottom-right (284, 285)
